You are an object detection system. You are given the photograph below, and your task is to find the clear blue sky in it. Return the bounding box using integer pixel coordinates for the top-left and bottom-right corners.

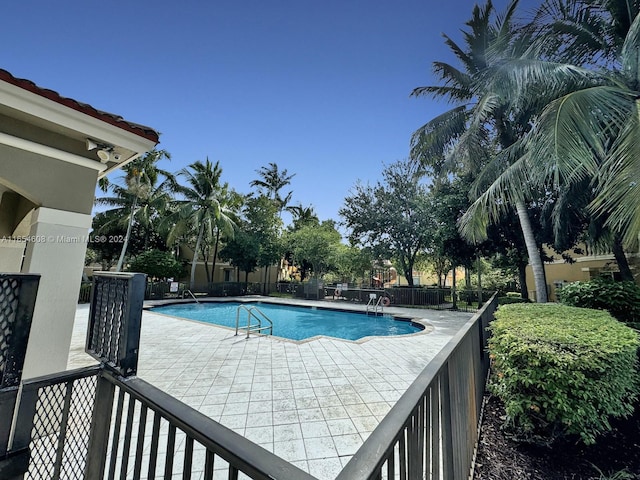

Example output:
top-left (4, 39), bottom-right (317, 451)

top-left (4, 0), bottom-right (540, 225)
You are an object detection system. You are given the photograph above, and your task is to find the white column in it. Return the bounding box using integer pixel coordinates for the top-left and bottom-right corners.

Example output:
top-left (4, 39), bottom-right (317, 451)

top-left (21, 207), bottom-right (92, 379)
top-left (0, 241), bottom-right (26, 271)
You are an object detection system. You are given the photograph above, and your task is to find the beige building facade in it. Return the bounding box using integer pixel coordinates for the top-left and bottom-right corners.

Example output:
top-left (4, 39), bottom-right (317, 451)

top-left (525, 246), bottom-right (639, 301)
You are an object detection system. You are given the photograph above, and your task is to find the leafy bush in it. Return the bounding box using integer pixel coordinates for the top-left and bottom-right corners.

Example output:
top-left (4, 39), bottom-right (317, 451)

top-left (128, 249), bottom-right (185, 280)
top-left (557, 278), bottom-right (640, 324)
top-left (488, 303), bottom-right (640, 445)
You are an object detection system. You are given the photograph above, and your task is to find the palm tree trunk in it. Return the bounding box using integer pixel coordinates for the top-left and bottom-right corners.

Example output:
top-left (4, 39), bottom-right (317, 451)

top-left (518, 263), bottom-right (529, 300)
top-left (201, 244), bottom-right (210, 284)
top-left (452, 262), bottom-right (457, 310)
top-left (612, 233), bottom-right (634, 282)
top-left (210, 229), bottom-right (221, 282)
top-left (190, 223), bottom-right (205, 290)
top-left (116, 198), bottom-right (138, 272)
top-left (515, 199), bottom-right (548, 303)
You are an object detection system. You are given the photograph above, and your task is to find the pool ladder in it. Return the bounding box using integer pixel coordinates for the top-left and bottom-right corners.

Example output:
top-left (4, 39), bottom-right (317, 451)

top-left (235, 305), bottom-right (273, 338)
top-left (366, 294), bottom-right (385, 315)
top-left (182, 289), bottom-right (200, 303)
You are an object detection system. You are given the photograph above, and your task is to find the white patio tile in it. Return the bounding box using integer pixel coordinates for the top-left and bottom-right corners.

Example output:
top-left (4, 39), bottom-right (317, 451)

top-left (343, 403), bottom-right (373, 418)
top-left (273, 439), bottom-right (307, 462)
top-left (307, 457), bottom-right (344, 480)
top-left (351, 415), bottom-right (380, 434)
top-left (321, 405), bottom-right (350, 420)
top-left (303, 436), bottom-right (338, 460)
top-left (326, 418), bottom-right (358, 436)
top-left (244, 425), bottom-right (274, 444)
top-left (332, 433), bottom-right (363, 456)
top-left (272, 409), bottom-right (299, 425)
top-left (273, 423), bottom-right (303, 442)
top-left (301, 420), bottom-right (331, 439)
top-left (297, 408), bottom-right (325, 422)
top-left (246, 412), bottom-right (273, 428)
top-left (222, 402), bottom-right (249, 416)
top-left (69, 301), bottom-right (473, 476)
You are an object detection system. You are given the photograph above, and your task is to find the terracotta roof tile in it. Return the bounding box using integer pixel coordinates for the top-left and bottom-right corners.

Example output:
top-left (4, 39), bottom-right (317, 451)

top-left (0, 68), bottom-right (159, 144)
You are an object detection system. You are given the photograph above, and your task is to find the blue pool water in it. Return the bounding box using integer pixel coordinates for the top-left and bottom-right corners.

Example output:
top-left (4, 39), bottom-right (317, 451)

top-left (152, 302), bottom-right (423, 341)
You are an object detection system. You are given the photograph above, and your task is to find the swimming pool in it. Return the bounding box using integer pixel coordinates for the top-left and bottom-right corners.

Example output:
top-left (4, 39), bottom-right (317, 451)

top-left (152, 302), bottom-right (424, 341)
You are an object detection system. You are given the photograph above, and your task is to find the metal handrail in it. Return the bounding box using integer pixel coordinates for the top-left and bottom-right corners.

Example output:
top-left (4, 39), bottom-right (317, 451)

top-left (182, 289), bottom-right (200, 303)
top-left (235, 305), bottom-right (273, 338)
top-left (366, 294), bottom-right (386, 315)
top-left (366, 294), bottom-right (377, 315)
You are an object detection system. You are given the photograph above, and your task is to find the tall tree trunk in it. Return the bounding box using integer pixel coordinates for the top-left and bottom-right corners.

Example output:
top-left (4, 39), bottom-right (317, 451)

top-left (612, 233), bottom-right (634, 281)
top-left (518, 262), bottom-right (529, 300)
top-left (116, 198), bottom-right (138, 272)
top-left (515, 199), bottom-right (548, 303)
top-left (201, 244), bottom-right (210, 284)
top-left (190, 224), bottom-right (205, 290)
top-left (452, 262), bottom-right (457, 310)
top-left (210, 229), bottom-right (221, 282)
top-left (263, 265), bottom-right (270, 295)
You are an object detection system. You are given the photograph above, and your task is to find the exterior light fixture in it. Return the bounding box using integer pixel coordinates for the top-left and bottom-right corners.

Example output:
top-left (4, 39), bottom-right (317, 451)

top-left (86, 138), bottom-right (114, 164)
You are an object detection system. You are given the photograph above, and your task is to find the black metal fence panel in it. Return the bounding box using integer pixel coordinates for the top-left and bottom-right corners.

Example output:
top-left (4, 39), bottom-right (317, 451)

top-left (98, 372), bottom-right (319, 480)
top-left (85, 273), bottom-right (146, 377)
top-left (0, 273), bottom-right (39, 463)
top-left (12, 366), bottom-right (101, 480)
top-left (0, 274), bottom-right (40, 389)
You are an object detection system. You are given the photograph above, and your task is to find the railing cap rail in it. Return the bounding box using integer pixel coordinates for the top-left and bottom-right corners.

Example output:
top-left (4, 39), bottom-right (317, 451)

top-left (335, 293), bottom-right (498, 480)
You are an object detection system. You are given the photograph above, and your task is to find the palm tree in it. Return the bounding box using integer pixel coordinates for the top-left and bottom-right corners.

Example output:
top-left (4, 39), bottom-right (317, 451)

top-left (167, 159), bottom-right (236, 289)
top-left (286, 203), bottom-right (319, 230)
top-left (96, 149), bottom-right (173, 271)
top-left (459, 1), bottom-right (640, 277)
top-left (525, 0), bottom-right (640, 248)
top-left (250, 162), bottom-right (296, 214)
top-left (209, 188), bottom-right (243, 282)
top-left (411, 0), bottom-right (553, 301)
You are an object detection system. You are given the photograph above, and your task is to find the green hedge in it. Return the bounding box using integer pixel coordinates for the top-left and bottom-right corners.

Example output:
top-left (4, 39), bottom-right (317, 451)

top-left (557, 278), bottom-right (640, 324)
top-left (488, 303), bottom-right (640, 445)
top-left (497, 296), bottom-right (530, 305)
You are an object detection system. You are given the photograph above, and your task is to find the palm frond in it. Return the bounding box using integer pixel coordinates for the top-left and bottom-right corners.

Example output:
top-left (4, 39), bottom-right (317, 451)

top-left (442, 34), bottom-right (475, 72)
top-left (484, 59), bottom-right (609, 112)
top-left (620, 10), bottom-right (640, 86)
top-left (410, 106), bottom-right (469, 173)
top-left (411, 85), bottom-right (471, 101)
top-left (525, 86), bottom-right (637, 189)
top-left (591, 99), bottom-right (640, 247)
top-left (458, 152), bottom-right (531, 243)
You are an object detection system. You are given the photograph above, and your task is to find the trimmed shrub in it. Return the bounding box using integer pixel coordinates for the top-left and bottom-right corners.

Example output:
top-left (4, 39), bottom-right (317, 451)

top-left (488, 303), bottom-right (640, 445)
top-left (497, 296), bottom-right (530, 305)
top-left (557, 278), bottom-right (640, 324)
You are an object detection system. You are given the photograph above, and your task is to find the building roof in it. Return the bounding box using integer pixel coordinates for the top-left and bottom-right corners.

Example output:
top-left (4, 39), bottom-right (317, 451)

top-left (0, 68), bottom-right (160, 144)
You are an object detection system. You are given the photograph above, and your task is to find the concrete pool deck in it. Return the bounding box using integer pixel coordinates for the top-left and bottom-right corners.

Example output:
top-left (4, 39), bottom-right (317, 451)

top-left (67, 297), bottom-right (473, 480)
